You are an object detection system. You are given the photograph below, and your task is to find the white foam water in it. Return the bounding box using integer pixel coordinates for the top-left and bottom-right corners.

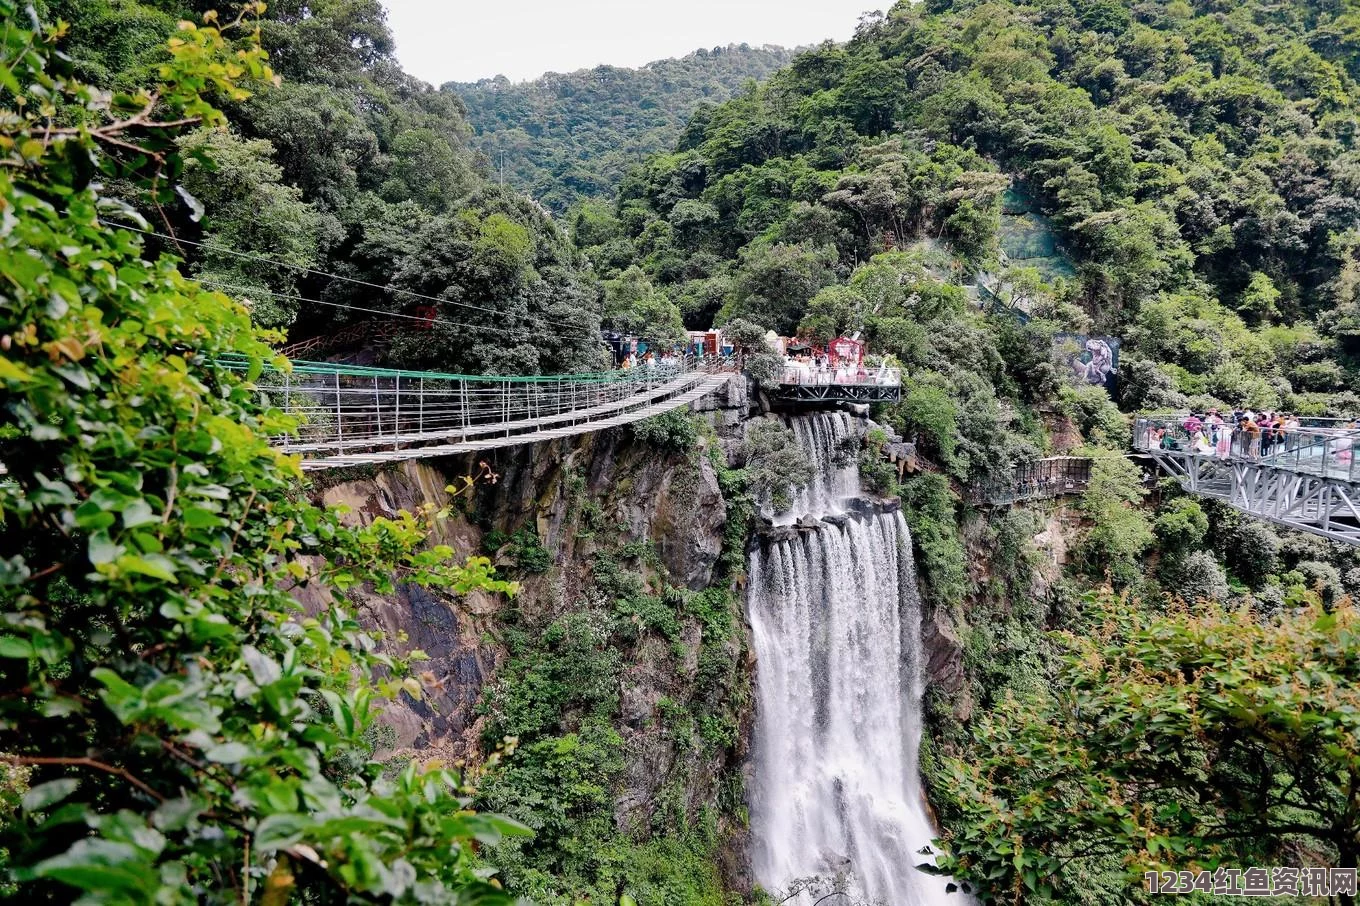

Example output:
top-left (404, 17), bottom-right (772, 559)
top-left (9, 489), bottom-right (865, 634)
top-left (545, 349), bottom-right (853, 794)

top-left (769, 412), bottom-right (861, 524)
top-left (747, 434), bottom-right (967, 904)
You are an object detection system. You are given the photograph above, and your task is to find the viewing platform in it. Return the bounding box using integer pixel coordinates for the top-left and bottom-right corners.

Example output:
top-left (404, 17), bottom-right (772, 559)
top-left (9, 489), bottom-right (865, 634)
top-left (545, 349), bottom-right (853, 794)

top-left (1134, 415), bottom-right (1360, 545)
top-left (768, 366), bottom-right (902, 405)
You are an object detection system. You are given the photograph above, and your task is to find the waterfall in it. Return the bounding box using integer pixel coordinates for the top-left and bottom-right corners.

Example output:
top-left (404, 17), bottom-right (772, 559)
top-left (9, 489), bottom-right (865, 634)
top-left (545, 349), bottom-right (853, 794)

top-left (772, 411), bottom-right (861, 524)
top-left (747, 414), bottom-right (963, 906)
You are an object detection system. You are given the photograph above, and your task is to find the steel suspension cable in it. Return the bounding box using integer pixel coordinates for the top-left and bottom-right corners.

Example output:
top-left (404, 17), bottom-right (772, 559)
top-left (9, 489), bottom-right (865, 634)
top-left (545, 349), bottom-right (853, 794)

top-left (98, 218), bottom-right (594, 333)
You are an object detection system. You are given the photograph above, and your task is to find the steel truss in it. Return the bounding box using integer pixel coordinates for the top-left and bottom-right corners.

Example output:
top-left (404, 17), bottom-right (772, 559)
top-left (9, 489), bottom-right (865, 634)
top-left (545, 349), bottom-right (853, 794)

top-left (1146, 449), bottom-right (1360, 545)
top-left (768, 383), bottom-right (902, 404)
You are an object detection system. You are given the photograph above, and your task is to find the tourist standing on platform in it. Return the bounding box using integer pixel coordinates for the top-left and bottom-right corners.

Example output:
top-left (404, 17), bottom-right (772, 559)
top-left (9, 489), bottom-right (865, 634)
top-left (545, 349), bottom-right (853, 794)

top-left (1244, 416), bottom-right (1262, 458)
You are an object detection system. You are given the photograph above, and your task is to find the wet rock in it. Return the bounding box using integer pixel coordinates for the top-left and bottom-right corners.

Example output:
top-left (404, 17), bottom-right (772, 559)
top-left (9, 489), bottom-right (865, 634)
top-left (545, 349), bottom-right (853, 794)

top-left (922, 605), bottom-right (966, 699)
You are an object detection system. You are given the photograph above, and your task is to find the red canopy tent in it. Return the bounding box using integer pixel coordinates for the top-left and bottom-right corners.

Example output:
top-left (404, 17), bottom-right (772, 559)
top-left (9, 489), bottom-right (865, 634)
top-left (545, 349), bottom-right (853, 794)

top-left (829, 336), bottom-right (864, 367)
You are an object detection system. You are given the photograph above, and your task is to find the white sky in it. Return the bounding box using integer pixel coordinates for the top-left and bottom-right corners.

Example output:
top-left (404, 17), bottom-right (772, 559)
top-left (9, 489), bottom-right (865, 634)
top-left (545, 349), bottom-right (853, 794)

top-left (381, 0), bottom-right (881, 85)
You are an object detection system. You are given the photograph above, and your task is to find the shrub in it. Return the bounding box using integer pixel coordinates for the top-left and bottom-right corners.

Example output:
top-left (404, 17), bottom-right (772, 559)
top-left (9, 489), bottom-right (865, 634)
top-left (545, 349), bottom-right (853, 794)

top-left (631, 408), bottom-right (699, 453)
top-left (1154, 498), bottom-right (1209, 552)
top-left (740, 418), bottom-right (814, 511)
top-left (1161, 550), bottom-right (1230, 601)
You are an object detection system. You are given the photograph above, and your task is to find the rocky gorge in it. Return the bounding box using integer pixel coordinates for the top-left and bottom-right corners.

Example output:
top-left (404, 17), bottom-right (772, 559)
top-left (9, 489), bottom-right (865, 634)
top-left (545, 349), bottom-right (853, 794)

top-left (297, 375), bottom-right (1065, 900)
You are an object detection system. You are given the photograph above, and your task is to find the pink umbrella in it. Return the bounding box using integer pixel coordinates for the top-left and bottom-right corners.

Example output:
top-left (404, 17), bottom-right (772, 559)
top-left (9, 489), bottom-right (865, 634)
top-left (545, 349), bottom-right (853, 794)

top-left (1183, 416), bottom-right (1203, 434)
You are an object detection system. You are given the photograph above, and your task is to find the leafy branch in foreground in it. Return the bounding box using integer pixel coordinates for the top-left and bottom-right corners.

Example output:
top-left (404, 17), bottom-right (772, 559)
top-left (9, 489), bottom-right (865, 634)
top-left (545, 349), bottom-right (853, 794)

top-left (931, 590), bottom-right (1360, 904)
top-left (0, 4), bottom-right (526, 902)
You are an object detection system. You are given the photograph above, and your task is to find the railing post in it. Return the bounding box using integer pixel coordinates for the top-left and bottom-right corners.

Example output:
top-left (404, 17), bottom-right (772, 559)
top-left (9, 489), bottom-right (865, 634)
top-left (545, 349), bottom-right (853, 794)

top-left (418, 378), bottom-right (424, 436)
top-left (334, 372), bottom-right (344, 454)
top-left (373, 376), bottom-right (382, 440)
top-left (282, 371), bottom-right (291, 452)
top-left (394, 375), bottom-right (401, 451)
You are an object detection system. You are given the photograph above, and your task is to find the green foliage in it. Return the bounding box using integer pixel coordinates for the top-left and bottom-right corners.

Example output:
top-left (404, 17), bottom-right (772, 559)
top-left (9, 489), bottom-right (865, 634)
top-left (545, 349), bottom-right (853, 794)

top-left (1153, 498), bottom-right (1209, 552)
top-left (631, 408), bottom-right (700, 454)
top-left (1076, 453), bottom-right (1155, 587)
top-left (899, 474), bottom-right (969, 608)
top-left (49, 0), bottom-right (604, 374)
top-left (899, 379), bottom-right (960, 467)
top-left (0, 10), bottom-right (526, 902)
top-left (178, 128), bottom-right (321, 327)
top-left (603, 266), bottom-right (688, 346)
top-left (858, 428), bottom-right (899, 497)
top-left (480, 614), bottom-right (622, 745)
top-left (1058, 383), bottom-right (1128, 448)
top-left (452, 45), bottom-right (796, 213)
top-left (505, 529), bottom-right (552, 573)
top-left (740, 419), bottom-right (814, 511)
top-left (936, 593), bottom-right (1360, 900)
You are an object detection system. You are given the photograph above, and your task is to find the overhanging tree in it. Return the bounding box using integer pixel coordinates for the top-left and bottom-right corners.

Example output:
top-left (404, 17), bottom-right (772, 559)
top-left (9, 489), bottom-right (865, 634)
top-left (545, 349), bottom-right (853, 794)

top-left (0, 6), bottom-right (528, 902)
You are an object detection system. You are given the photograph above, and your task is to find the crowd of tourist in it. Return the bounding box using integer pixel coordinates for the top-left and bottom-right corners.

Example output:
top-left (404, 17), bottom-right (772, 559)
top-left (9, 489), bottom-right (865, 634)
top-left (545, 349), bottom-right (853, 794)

top-left (780, 353), bottom-right (900, 386)
top-left (1151, 409), bottom-right (1314, 460)
top-left (618, 350), bottom-right (684, 372)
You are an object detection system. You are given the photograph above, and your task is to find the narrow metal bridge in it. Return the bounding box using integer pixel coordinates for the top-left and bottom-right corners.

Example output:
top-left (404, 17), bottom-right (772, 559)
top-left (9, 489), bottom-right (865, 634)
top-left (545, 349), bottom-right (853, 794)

top-left (237, 357), bottom-right (733, 471)
top-left (1134, 416), bottom-right (1360, 545)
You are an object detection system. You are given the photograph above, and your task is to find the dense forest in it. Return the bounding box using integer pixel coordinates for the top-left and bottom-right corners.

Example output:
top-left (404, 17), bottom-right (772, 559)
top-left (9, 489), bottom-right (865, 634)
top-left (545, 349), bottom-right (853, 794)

top-left (5, 0), bottom-right (1360, 902)
top-left (35, 0), bottom-right (607, 376)
top-left (449, 45), bottom-right (796, 213)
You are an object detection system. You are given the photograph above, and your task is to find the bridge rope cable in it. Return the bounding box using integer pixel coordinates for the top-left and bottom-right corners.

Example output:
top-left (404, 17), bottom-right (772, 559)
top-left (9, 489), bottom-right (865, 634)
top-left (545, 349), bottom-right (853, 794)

top-left (196, 279), bottom-right (575, 344)
top-left (98, 218), bottom-right (594, 334)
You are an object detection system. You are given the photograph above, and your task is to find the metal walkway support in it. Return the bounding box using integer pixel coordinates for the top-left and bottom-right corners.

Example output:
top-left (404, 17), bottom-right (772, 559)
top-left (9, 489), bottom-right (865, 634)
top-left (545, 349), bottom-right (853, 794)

top-left (233, 357), bottom-right (734, 471)
top-left (1134, 416), bottom-right (1360, 545)
top-left (768, 366), bottom-right (902, 405)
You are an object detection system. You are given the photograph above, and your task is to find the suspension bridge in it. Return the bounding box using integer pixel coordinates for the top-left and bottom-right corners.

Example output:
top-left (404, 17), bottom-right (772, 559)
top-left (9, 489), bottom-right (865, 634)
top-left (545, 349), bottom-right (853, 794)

top-left (1134, 416), bottom-right (1360, 545)
top-left (240, 356), bottom-right (736, 471)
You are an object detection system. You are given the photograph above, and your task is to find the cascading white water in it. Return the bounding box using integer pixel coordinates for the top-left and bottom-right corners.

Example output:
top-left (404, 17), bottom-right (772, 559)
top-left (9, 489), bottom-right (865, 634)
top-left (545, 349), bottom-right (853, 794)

top-left (772, 412), bottom-right (861, 524)
top-left (747, 413), bottom-right (964, 906)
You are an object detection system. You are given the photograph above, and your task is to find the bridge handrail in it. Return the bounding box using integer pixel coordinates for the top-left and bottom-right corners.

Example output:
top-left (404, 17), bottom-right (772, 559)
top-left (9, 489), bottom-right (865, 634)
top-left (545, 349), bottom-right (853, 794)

top-left (1134, 415), bottom-right (1360, 483)
top-left (224, 354), bottom-right (707, 386)
top-left (776, 365), bottom-right (901, 387)
top-left (240, 352), bottom-right (720, 458)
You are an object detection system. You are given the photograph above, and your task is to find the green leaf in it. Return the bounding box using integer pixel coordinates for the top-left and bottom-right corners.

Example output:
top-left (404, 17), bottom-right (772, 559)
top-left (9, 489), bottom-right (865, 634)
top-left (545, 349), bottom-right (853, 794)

top-left (87, 531), bottom-right (121, 566)
top-left (33, 839), bottom-right (157, 894)
top-left (22, 778), bottom-right (81, 814)
top-left (203, 742), bottom-right (252, 764)
top-left (121, 499), bottom-right (158, 529)
top-left (115, 553), bottom-right (177, 582)
top-left (0, 636), bottom-right (34, 659)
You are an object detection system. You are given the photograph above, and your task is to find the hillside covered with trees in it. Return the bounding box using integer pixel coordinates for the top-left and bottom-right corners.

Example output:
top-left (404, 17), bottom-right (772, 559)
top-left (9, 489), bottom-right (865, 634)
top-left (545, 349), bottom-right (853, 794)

top-left (582, 0), bottom-right (1360, 484)
top-left (35, 0), bottom-right (606, 376)
top-left (449, 45), bottom-right (797, 213)
top-left (576, 0), bottom-right (1360, 898)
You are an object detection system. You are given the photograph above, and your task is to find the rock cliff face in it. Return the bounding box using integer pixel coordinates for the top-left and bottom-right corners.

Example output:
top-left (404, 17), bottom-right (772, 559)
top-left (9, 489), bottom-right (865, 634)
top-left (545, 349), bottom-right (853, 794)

top-left (314, 378), bottom-right (752, 755)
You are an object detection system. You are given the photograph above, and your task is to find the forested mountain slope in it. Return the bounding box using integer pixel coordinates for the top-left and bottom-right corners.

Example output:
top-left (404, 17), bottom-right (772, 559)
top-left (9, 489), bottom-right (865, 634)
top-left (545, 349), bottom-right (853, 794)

top-left (36, 0), bottom-right (605, 376)
top-left (449, 45), bottom-right (796, 212)
top-left (586, 0), bottom-right (1360, 414)
top-left (577, 0), bottom-right (1360, 898)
